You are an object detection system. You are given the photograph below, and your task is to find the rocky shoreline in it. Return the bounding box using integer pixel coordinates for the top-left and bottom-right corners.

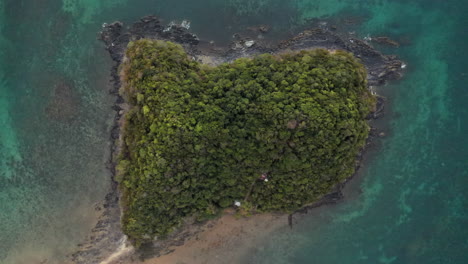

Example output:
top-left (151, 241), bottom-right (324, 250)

top-left (69, 15), bottom-right (403, 263)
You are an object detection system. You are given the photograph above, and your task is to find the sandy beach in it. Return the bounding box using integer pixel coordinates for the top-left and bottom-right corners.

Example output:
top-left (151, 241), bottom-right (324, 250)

top-left (107, 211), bottom-right (289, 264)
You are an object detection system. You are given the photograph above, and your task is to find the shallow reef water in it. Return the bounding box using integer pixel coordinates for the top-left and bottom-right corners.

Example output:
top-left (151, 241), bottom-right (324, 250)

top-left (0, 0), bottom-right (467, 263)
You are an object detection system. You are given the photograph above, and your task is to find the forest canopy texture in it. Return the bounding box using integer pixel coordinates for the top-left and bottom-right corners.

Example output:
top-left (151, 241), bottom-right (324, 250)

top-left (118, 39), bottom-right (375, 243)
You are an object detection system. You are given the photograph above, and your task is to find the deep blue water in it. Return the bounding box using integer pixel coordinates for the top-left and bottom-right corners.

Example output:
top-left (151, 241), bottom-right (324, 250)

top-left (0, 0), bottom-right (466, 263)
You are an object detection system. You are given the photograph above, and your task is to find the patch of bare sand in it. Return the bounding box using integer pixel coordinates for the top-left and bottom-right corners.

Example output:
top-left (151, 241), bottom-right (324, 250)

top-left (129, 212), bottom-right (288, 264)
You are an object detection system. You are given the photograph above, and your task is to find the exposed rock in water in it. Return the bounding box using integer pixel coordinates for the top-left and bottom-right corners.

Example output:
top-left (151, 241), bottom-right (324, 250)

top-left (244, 39), bottom-right (255, 47)
top-left (101, 15), bottom-right (403, 89)
top-left (100, 16), bottom-right (199, 65)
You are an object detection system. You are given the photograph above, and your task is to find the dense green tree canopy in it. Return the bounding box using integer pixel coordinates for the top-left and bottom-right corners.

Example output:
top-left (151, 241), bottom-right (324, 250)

top-left (118, 39), bottom-right (375, 243)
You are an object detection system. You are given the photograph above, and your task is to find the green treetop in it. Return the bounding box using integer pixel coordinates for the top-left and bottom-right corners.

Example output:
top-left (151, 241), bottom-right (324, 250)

top-left (118, 39), bottom-right (375, 244)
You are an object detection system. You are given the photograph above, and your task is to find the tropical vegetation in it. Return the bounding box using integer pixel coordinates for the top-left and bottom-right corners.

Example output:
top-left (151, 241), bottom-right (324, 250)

top-left (117, 39), bottom-right (375, 244)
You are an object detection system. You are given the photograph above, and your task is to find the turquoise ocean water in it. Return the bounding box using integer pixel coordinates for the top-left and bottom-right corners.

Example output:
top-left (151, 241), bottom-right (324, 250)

top-left (0, 0), bottom-right (466, 263)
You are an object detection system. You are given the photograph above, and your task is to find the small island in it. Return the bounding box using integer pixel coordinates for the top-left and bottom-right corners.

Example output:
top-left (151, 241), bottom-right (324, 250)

top-left (70, 16), bottom-right (403, 263)
top-left (118, 39), bottom-right (375, 244)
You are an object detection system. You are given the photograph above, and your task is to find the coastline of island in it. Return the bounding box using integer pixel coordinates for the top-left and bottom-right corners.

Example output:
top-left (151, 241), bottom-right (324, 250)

top-left (69, 15), bottom-right (404, 264)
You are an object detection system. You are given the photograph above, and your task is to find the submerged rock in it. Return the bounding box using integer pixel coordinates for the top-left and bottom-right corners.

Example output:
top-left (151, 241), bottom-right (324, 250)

top-left (45, 80), bottom-right (79, 123)
top-left (372, 36), bottom-right (400, 47)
